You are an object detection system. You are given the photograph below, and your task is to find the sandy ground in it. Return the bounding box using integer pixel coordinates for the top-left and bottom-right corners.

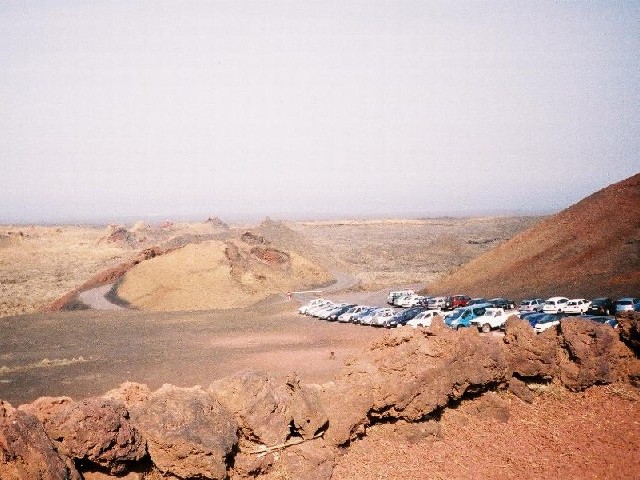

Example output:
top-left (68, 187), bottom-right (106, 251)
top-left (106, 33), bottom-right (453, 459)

top-left (0, 302), bottom-right (385, 406)
top-left (333, 384), bottom-right (640, 480)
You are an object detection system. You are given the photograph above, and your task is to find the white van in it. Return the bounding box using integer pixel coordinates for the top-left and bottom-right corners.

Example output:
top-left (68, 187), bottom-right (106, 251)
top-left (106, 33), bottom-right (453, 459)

top-left (542, 297), bottom-right (569, 314)
top-left (387, 290), bottom-right (415, 306)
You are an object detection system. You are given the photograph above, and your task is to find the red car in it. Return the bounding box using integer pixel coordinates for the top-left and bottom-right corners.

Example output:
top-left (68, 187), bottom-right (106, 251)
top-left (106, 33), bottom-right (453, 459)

top-left (450, 295), bottom-right (471, 309)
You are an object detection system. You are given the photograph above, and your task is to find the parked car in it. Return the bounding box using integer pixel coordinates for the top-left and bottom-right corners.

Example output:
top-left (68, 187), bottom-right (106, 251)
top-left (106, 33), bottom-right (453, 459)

top-left (488, 298), bottom-right (516, 310)
top-left (370, 309), bottom-right (397, 327)
top-left (307, 302), bottom-right (336, 317)
top-left (314, 302), bottom-right (346, 319)
top-left (361, 308), bottom-right (393, 326)
top-left (519, 312), bottom-right (547, 327)
top-left (542, 297), bottom-right (569, 313)
top-left (387, 290), bottom-right (415, 306)
top-left (299, 299), bottom-right (330, 315)
top-left (397, 294), bottom-right (427, 308)
top-left (337, 305), bottom-right (372, 323)
top-left (468, 297), bottom-right (489, 306)
top-left (405, 310), bottom-right (442, 328)
top-left (428, 296), bottom-right (448, 310)
top-left (350, 307), bottom-right (377, 324)
top-left (450, 295), bottom-right (471, 309)
top-left (471, 307), bottom-right (512, 333)
top-left (445, 303), bottom-right (492, 330)
top-left (563, 299), bottom-right (591, 315)
top-left (519, 298), bottom-right (544, 312)
top-left (615, 297), bottom-right (640, 313)
top-left (326, 304), bottom-right (358, 321)
top-left (587, 298), bottom-right (616, 316)
top-left (583, 315), bottom-right (618, 328)
top-left (380, 306), bottom-right (425, 328)
top-left (533, 313), bottom-right (565, 333)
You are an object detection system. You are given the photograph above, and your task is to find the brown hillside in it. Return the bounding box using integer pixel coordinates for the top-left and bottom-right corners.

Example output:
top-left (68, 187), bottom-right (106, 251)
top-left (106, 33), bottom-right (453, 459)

top-left (425, 173), bottom-right (640, 300)
top-left (116, 239), bottom-right (334, 311)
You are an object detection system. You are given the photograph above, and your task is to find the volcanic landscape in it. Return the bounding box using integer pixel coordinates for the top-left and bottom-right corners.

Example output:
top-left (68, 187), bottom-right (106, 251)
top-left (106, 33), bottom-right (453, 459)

top-left (1, 174), bottom-right (639, 480)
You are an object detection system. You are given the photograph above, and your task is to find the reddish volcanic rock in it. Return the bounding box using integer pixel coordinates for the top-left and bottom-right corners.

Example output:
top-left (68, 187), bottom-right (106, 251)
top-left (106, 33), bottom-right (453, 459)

top-left (130, 385), bottom-right (238, 480)
top-left (0, 401), bottom-right (79, 480)
top-left (20, 397), bottom-right (146, 475)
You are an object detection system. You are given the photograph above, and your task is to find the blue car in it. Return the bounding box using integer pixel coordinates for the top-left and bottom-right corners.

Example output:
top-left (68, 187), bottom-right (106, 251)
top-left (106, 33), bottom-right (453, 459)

top-left (445, 303), bottom-right (492, 330)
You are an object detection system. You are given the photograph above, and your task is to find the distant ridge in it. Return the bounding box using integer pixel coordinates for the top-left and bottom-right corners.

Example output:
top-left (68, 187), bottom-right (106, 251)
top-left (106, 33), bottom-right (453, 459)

top-left (424, 173), bottom-right (640, 299)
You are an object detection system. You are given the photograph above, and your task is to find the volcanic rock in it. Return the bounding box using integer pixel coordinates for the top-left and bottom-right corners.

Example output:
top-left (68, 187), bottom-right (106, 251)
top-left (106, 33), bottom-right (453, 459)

top-left (0, 400), bottom-right (79, 480)
top-left (130, 385), bottom-right (237, 480)
top-left (557, 317), bottom-right (636, 391)
top-left (210, 372), bottom-right (327, 446)
top-left (507, 376), bottom-right (535, 403)
top-left (321, 326), bottom-right (509, 445)
top-left (503, 317), bottom-right (557, 379)
top-left (20, 396), bottom-right (146, 475)
top-left (617, 310), bottom-right (640, 356)
top-left (102, 382), bottom-right (151, 409)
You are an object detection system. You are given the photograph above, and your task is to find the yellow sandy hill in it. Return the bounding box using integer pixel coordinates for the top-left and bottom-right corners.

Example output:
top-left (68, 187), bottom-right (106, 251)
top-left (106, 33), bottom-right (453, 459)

top-left (116, 240), bottom-right (333, 311)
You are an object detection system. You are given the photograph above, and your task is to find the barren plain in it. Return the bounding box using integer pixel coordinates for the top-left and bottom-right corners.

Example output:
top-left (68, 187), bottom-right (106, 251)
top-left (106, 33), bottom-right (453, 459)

top-left (0, 186), bottom-right (639, 479)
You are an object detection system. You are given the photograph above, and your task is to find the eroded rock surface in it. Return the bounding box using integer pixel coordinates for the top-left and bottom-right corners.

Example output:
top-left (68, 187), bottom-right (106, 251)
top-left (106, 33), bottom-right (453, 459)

top-left (0, 401), bottom-right (79, 480)
top-left (20, 396), bottom-right (146, 475)
top-left (130, 384), bottom-right (238, 480)
top-left (617, 310), bottom-right (640, 356)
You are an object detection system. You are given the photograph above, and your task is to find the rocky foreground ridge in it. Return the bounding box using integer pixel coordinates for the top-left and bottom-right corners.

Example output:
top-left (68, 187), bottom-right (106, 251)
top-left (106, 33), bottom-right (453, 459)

top-left (2, 312), bottom-right (639, 480)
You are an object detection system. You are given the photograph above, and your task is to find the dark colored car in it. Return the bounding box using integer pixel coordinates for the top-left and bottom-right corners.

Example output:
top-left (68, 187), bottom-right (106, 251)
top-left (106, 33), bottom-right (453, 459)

top-left (489, 298), bottom-right (516, 310)
top-left (587, 298), bottom-right (616, 316)
top-left (581, 315), bottom-right (617, 328)
top-left (382, 306), bottom-right (426, 328)
top-left (468, 297), bottom-right (488, 306)
top-left (451, 295), bottom-right (471, 309)
top-left (519, 312), bottom-right (547, 327)
top-left (326, 304), bottom-right (357, 321)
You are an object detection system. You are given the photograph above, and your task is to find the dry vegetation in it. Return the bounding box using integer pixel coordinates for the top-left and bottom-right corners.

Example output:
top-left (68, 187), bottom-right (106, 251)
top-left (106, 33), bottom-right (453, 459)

top-left (0, 226), bottom-right (131, 317)
top-left (290, 217), bottom-right (541, 289)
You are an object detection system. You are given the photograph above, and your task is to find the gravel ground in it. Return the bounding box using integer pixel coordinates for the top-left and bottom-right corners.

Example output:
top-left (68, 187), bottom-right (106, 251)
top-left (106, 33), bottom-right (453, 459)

top-left (333, 384), bottom-right (640, 480)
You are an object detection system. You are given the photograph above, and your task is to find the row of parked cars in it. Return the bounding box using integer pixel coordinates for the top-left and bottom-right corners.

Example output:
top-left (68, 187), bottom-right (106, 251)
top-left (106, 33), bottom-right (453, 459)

top-left (297, 293), bottom-right (638, 333)
top-left (387, 290), bottom-right (640, 316)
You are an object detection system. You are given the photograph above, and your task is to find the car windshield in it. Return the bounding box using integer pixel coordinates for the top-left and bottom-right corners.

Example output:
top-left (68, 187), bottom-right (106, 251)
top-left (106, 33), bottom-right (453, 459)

top-left (521, 301), bottom-right (531, 305)
top-left (545, 301), bottom-right (555, 305)
top-left (618, 300), bottom-right (632, 305)
top-left (448, 310), bottom-right (463, 320)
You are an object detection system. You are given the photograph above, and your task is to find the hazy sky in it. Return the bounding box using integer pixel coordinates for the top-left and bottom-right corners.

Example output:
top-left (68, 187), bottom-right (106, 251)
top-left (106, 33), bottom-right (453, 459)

top-left (1, 1), bottom-right (639, 223)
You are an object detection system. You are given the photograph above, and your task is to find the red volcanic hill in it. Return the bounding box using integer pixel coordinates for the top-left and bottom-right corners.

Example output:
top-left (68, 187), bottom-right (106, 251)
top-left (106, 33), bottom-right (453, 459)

top-left (424, 173), bottom-right (640, 300)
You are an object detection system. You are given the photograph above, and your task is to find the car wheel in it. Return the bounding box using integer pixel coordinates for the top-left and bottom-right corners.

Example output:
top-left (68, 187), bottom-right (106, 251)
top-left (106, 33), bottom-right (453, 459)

top-left (456, 325), bottom-right (461, 331)
top-left (481, 323), bottom-right (491, 333)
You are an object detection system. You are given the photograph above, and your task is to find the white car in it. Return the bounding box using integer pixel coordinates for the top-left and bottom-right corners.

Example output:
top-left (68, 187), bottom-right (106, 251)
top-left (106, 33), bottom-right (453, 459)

top-left (397, 294), bottom-right (426, 308)
top-left (616, 298), bottom-right (640, 313)
top-left (471, 308), bottom-right (511, 333)
top-left (387, 290), bottom-right (415, 306)
top-left (370, 309), bottom-right (396, 327)
top-left (298, 298), bottom-right (328, 315)
top-left (519, 298), bottom-right (544, 312)
top-left (405, 310), bottom-right (442, 328)
top-left (337, 305), bottom-right (372, 323)
top-left (542, 297), bottom-right (569, 314)
top-left (563, 299), bottom-right (591, 315)
top-left (428, 297), bottom-right (447, 310)
top-left (360, 308), bottom-right (390, 326)
top-left (310, 302), bottom-right (339, 318)
top-left (317, 303), bottom-right (351, 320)
top-left (306, 301), bottom-right (335, 317)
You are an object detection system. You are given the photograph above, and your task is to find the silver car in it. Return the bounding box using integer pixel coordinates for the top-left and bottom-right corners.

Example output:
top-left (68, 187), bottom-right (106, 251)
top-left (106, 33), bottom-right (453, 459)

top-left (615, 297), bottom-right (640, 313)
